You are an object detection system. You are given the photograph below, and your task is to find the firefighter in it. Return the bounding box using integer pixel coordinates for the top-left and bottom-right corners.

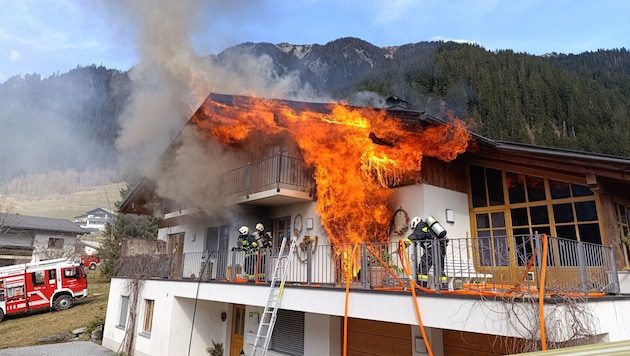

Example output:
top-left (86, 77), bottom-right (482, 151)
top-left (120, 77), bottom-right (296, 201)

top-left (255, 223), bottom-right (273, 249)
top-left (405, 215), bottom-right (449, 288)
top-left (254, 223), bottom-right (273, 281)
top-left (237, 226), bottom-right (259, 281)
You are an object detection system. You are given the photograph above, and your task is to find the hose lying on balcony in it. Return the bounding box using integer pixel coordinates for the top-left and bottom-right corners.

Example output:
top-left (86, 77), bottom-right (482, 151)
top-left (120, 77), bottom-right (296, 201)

top-left (539, 233), bottom-right (549, 351)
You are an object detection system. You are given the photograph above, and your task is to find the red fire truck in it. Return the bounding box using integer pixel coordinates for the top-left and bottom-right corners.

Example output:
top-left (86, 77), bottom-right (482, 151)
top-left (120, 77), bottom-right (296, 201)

top-left (0, 258), bottom-right (88, 322)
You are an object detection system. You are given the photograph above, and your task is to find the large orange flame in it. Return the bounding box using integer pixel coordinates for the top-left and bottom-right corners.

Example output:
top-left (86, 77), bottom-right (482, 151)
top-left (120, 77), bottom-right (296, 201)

top-left (193, 96), bottom-right (470, 245)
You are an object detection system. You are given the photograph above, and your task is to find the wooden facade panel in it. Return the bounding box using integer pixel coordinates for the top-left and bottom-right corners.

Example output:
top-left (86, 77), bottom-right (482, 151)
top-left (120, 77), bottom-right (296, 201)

top-left (346, 319), bottom-right (412, 356)
top-left (443, 329), bottom-right (522, 356)
top-left (420, 157), bottom-right (468, 193)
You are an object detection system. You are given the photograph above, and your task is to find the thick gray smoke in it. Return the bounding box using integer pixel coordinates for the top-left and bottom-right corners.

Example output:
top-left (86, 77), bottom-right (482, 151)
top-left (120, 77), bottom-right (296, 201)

top-left (101, 0), bottom-right (322, 216)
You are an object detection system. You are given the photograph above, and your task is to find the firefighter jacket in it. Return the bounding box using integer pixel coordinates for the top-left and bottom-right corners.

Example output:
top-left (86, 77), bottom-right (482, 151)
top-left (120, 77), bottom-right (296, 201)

top-left (238, 233), bottom-right (259, 253)
top-left (258, 231), bottom-right (273, 248)
top-left (404, 221), bottom-right (432, 246)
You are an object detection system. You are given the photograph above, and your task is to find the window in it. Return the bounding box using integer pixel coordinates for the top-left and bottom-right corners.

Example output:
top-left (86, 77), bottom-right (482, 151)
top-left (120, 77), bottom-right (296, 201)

top-left (32, 271), bottom-right (45, 286)
top-left (469, 165), bottom-right (601, 244)
top-left (273, 216), bottom-right (292, 249)
top-left (205, 226), bottom-right (230, 252)
top-left (270, 309), bottom-right (304, 356)
top-left (143, 299), bottom-right (155, 333)
top-left (475, 212), bottom-right (508, 267)
top-left (63, 268), bottom-right (78, 279)
top-left (118, 296), bottom-right (129, 328)
top-left (469, 165), bottom-right (604, 269)
top-left (615, 202), bottom-right (630, 269)
top-left (48, 238), bottom-right (64, 249)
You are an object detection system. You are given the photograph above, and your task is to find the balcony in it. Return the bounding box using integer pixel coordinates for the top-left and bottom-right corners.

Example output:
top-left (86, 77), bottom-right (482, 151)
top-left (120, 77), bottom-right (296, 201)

top-left (116, 234), bottom-right (620, 298)
top-left (221, 154), bottom-right (315, 206)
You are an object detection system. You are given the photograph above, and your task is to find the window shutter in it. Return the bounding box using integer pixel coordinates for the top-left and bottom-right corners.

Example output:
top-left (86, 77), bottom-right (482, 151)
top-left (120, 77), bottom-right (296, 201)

top-left (270, 309), bottom-right (304, 355)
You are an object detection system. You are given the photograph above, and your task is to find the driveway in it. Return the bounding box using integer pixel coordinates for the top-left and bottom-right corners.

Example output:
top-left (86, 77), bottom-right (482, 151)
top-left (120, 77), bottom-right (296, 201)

top-left (0, 341), bottom-right (114, 356)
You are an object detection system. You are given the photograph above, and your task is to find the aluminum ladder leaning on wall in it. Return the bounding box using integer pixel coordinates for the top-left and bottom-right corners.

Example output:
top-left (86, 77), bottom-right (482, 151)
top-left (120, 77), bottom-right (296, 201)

top-left (252, 235), bottom-right (298, 356)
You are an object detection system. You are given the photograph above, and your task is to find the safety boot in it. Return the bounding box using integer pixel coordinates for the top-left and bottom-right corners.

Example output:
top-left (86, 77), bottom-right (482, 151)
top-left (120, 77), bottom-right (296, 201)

top-left (439, 275), bottom-right (449, 290)
top-left (417, 274), bottom-right (429, 288)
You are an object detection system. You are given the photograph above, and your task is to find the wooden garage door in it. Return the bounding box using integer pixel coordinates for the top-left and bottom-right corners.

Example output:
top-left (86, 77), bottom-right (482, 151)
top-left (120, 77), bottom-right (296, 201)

top-left (443, 329), bottom-right (522, 356)
top-left (346, 318), bottom-right (412, 356)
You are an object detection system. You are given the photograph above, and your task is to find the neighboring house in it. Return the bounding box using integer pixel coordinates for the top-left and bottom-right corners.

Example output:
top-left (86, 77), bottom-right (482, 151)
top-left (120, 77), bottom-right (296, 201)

top-left (74, 208), bottom-right (113, 232)
top-left (102, 93), bottom-right (630, 356)
top-left (0, 213), bottom-right (90, 266)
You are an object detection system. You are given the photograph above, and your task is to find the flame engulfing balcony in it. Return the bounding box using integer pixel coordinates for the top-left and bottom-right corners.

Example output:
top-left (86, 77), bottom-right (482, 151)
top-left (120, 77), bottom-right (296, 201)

top-left (221, 154), bottom-right (314, 204)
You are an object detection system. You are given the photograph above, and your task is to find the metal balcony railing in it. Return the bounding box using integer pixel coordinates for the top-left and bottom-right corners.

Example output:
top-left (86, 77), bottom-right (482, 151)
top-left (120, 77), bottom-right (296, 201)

top-left (116, 234), bottom-right (620, 298)
top-left (221, 154), bottom-right (314, 197)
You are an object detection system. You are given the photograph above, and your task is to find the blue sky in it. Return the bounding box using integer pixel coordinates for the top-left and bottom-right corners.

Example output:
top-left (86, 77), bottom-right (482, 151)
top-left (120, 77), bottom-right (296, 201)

top-left (1, 0), bottom-right (629, 83)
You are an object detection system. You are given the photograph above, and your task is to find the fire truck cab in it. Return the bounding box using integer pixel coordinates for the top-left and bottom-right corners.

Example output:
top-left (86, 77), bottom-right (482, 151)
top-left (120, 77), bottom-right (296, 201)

top-left (0, 258), bottom-right (88, 322)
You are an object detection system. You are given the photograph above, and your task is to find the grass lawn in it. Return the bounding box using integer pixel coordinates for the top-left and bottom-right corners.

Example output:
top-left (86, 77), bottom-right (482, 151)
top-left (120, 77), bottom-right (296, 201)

top-left (0, 269), bottom-right (110, 350)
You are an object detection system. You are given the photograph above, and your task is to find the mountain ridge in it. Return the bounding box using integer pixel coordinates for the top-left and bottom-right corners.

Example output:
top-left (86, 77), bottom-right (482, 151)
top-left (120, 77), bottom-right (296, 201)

top-left (1, 38), bottom-right (629, 188)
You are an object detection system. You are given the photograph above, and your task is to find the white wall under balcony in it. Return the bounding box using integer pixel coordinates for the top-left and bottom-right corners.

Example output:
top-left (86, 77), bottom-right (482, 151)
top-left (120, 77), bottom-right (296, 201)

top-left (104, 277), bottom-right (630, 356)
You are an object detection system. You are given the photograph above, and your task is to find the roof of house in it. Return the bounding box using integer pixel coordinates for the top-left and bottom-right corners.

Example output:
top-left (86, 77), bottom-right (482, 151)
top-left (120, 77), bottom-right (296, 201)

top-left (118, 92), bottom-right (630, 214)
top-left (1, 213), bottom-right (89, 235)
top-left (74, 208), bottom-right (113, 219)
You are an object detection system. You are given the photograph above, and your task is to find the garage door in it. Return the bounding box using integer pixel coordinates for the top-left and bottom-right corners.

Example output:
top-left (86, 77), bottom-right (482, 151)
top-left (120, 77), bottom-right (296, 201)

top-left (346, 318), bottom-right (412, 356)
top-left (443, 329), bottom-right (521, 356)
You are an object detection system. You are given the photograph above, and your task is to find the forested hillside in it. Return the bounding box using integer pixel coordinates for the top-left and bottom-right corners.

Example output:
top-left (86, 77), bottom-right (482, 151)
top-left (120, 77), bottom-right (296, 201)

top-left (0, 65), bottom-right (129, 187)
top-left (1, 39), bottom-right (629, 194)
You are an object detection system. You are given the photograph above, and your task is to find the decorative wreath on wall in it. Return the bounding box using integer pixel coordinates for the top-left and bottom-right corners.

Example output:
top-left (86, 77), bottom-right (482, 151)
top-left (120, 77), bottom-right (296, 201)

top-left (389, 206), bottom-right (410, 236)
top-left (295, 235), bottom-right (318, 263)
top-left (293, 214), bottom-right (303, 238)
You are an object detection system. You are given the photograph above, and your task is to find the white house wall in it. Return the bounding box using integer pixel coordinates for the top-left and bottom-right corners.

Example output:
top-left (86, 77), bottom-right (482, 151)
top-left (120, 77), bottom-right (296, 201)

top-left (32, 233), bottom-right (77, 261)
top-left (167, 298), bottom-right (227, 356)
top-left (389, 183), bottom-right (471, 240)
top-left (104, 276), bottom-right (630, 356)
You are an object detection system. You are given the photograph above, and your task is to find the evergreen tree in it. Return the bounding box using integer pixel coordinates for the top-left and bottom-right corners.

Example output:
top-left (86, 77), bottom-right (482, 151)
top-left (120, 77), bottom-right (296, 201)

top-left (98, 182), bottom-right (158, 279)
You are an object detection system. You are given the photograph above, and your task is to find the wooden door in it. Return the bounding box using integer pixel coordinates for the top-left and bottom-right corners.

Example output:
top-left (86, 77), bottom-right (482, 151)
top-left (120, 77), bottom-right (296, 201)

top-left (168, 233), bottom-right (185, 280)
top-left (230, 304), bottom-right (245, 356)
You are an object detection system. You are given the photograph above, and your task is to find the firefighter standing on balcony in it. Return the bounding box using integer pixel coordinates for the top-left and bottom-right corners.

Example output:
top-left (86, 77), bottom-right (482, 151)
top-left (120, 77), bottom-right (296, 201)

top-left (405, 215), bottom-right (449, 288)
top-left (238, 225), bottom-right (259, 281)
top-left (254, 223), bottom-right (273, 281)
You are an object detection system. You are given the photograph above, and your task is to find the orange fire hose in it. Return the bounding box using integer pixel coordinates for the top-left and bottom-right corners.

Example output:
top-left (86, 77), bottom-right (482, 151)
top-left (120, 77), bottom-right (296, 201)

top-left (401, 241), bottom-right (434, 356)
top-left (515, 247), bottom-right (538, 290)
top-left (539, 234), bottom-right (549, 351)
top-left (366, 245), bottom-right (405, 287)
top-left (342, 242), bottom-right (359, 356)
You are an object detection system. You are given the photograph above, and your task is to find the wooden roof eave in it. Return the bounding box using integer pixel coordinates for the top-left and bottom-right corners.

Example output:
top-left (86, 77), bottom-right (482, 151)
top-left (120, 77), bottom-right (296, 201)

top-left (465, 140), bottom-right (630, 183)
top-left (118, 177), bottom-right (158, 216)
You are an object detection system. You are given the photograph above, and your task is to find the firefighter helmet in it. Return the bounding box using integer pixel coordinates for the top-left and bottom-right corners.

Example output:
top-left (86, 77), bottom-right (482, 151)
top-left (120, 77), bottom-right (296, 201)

top-left (239, 226), bottom-right (249, 235)
top-left (256, 223), bottom-right (264, 232)
top-left (410, 216), bottom-right (421, 230)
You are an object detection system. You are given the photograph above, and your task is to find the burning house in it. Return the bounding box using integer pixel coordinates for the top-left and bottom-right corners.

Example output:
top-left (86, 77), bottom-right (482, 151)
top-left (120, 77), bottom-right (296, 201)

top-left (102, 93), bottom-right (630, 356)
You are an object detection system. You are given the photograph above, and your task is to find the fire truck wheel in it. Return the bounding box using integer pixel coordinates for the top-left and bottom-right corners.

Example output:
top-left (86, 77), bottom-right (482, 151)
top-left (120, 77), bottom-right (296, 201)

top-left (0, 308), bottom-right (4, 322)
top-left (89, 263), bottom-right (97, 270)
top-left (54, 295), bottom-right (73, 311)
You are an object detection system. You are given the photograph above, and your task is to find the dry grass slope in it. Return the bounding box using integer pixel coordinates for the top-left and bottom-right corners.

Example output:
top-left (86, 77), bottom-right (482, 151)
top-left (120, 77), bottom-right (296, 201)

top-left (6, 182), bottom-right (126, 220)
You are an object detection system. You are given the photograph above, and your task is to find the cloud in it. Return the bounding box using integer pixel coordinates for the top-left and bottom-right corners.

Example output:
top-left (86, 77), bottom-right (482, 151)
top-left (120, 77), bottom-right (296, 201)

top-left (371, 0), bottom-right (421, 24)
top-left (9, 50), bottom-right (20, 62)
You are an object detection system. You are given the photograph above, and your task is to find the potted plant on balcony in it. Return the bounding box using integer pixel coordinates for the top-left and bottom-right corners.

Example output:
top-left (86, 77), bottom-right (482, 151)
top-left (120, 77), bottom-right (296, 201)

top-left (368, 250), bottom-right (403, 287)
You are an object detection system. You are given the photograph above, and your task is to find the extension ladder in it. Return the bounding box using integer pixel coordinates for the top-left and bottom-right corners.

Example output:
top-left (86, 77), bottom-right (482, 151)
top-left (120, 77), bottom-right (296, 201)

top-left (252, 236), bottom-right (298, 356)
